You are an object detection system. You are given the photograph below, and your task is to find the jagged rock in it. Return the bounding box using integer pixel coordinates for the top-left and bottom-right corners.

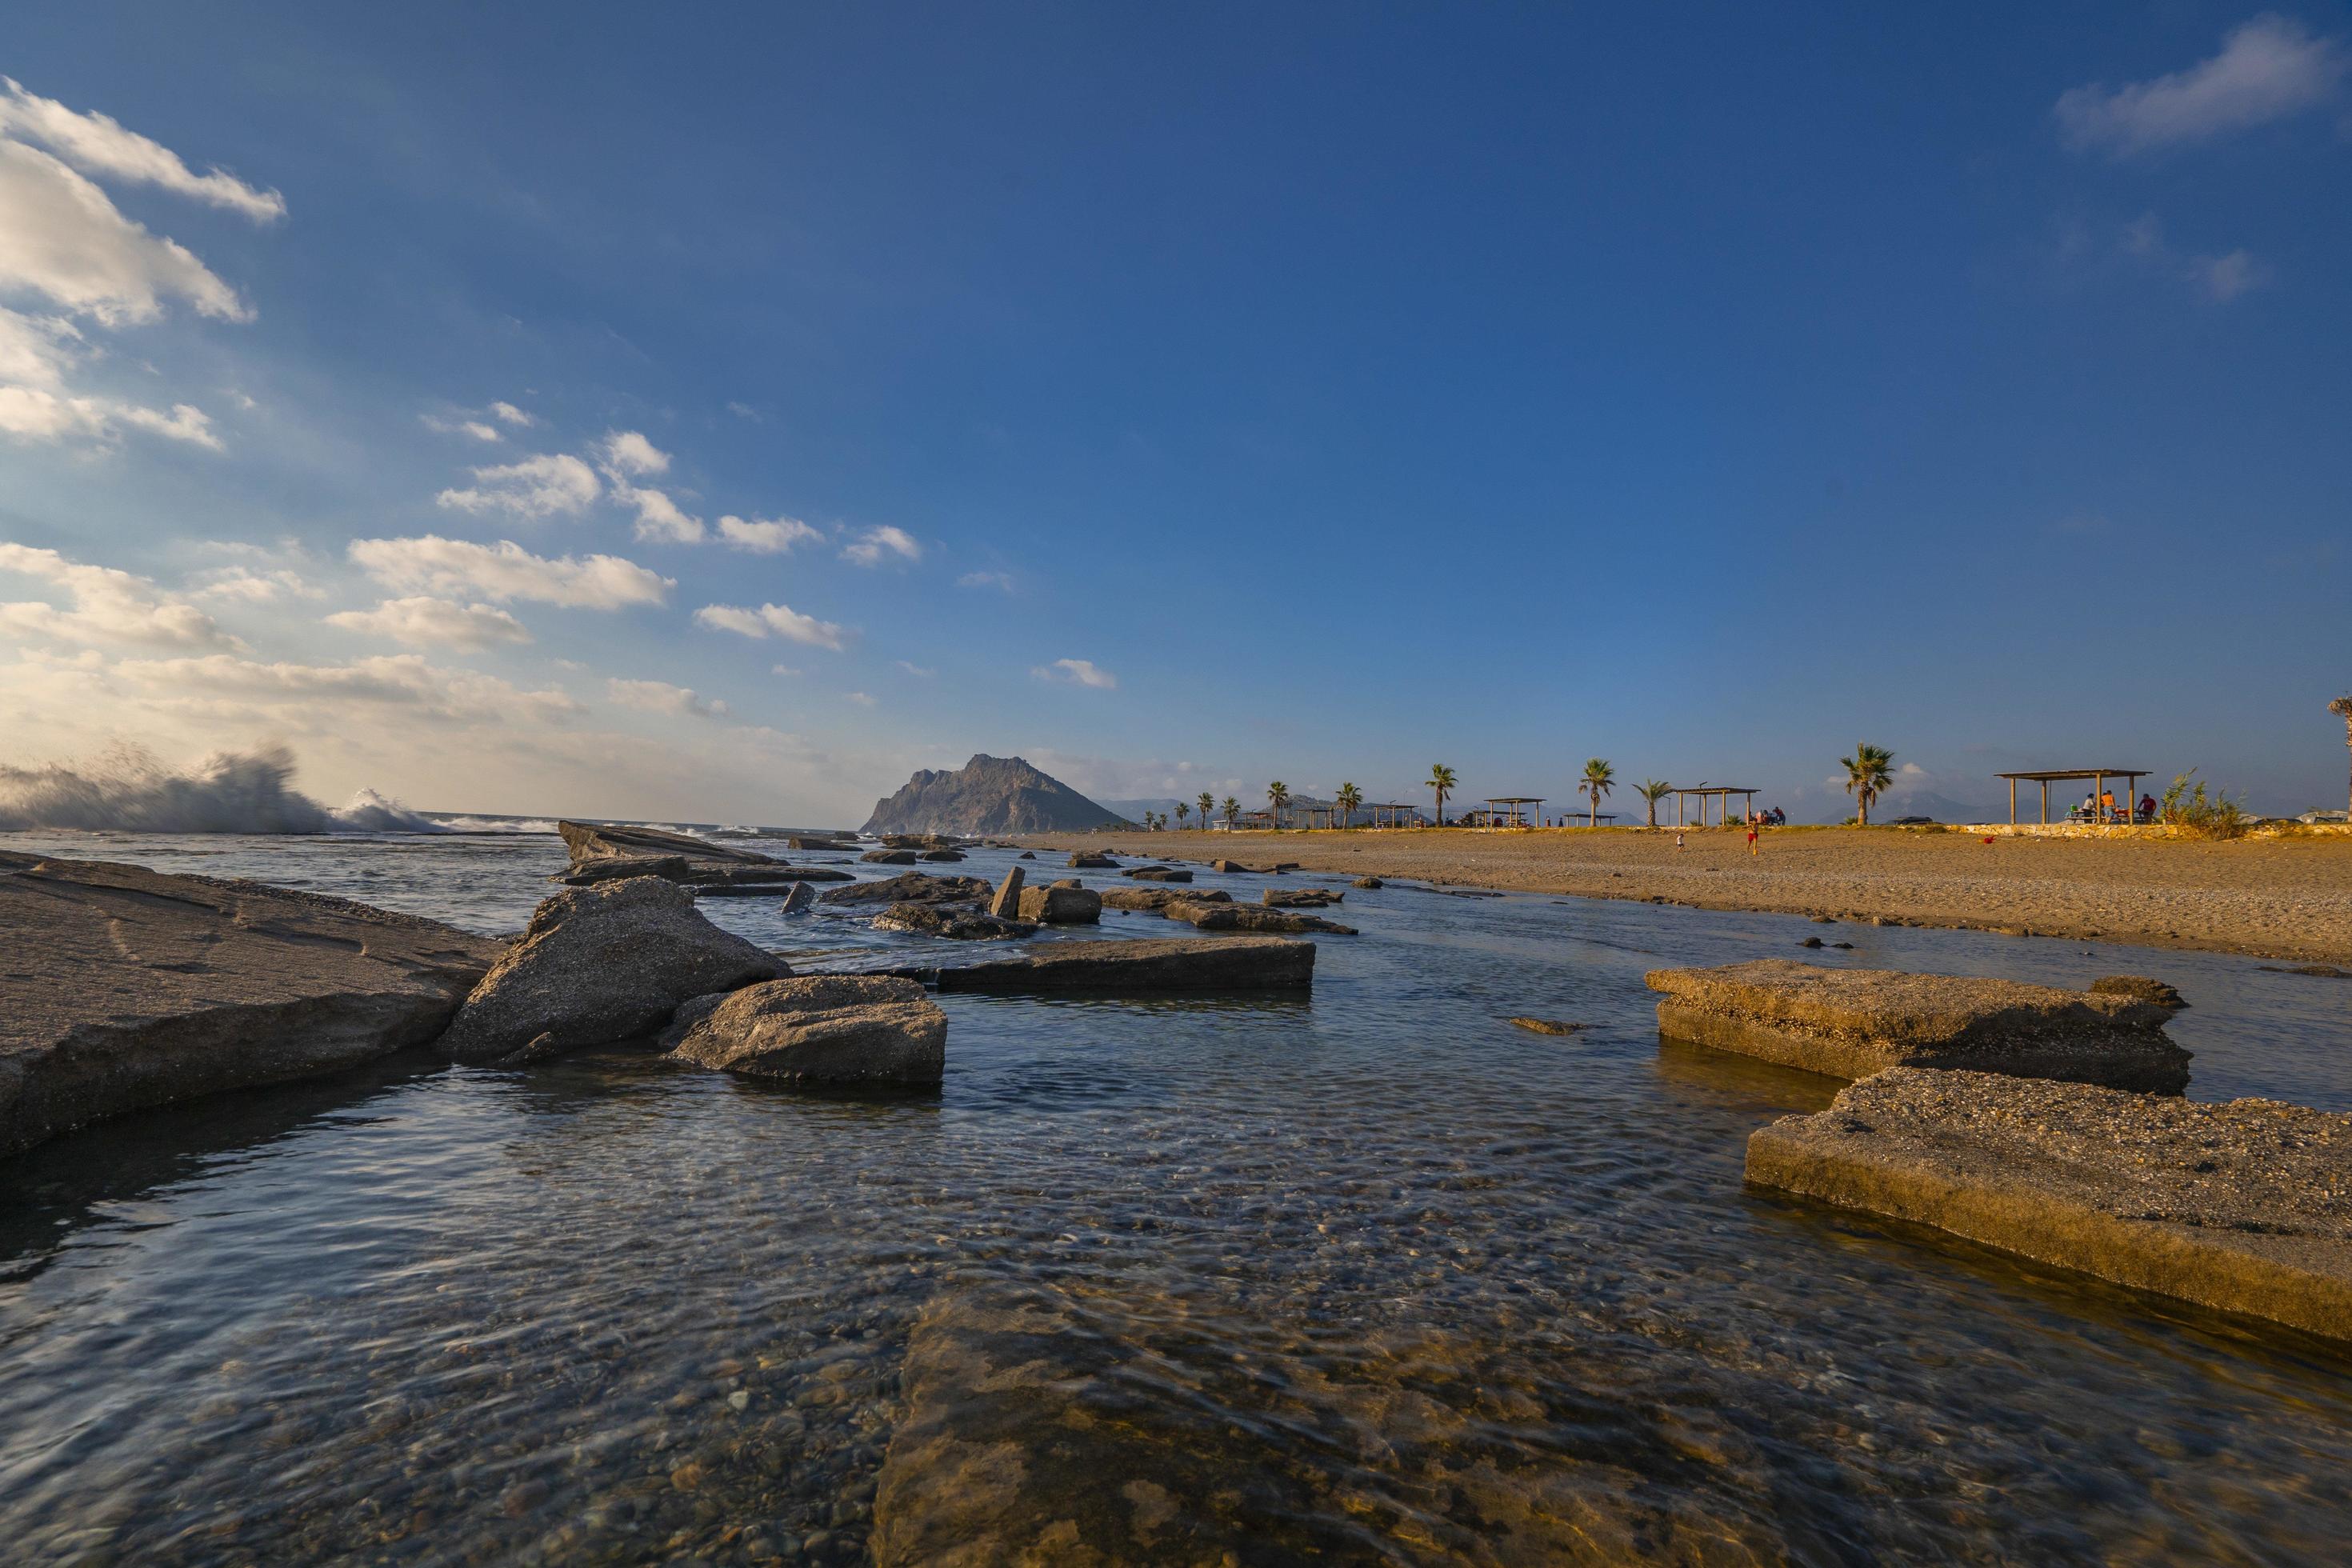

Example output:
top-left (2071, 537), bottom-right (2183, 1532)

top-left (780, 881), bottom-right (816, 914)
top-left (1101, 886), bottom-right (1232, 913)
top-left (930, 935), bottom-right (1315, 993)
top-left (1645, 959), bottom-right (2190, 1092)
top-left (1122, 866), bottom-right (1192, 882)
top-left (1262, 887), bottom-right (1342, 908)
top-left (1166, 900), bottom-right (1355, 935)
top-left (786, 834), bottom-right (857, 852)
top-left (1068, 851), bottom-right (1119, 869)
top-left (874, 902), bottom-right (1038, 940)
top-left (862, 754), bottom-right (1130, 836)
top-left (862, 849), bottom-right (919, 865)
top-left (666, 975), bottom-right (945, 1086)
top-left (2090, 974), bottom-right (2186, 1010)
top-left (1018, 884), bottom-right (1103, 924)
top-left (0, 851), bottom-right (499, 1157)
top-left (558, 819), bottom-right (774, 866)
top-left (552, 819), bottom-right (844, 891)
top-left (822, 873), bottom-right (995, 907)
top-left (1211, 858), bottom-right (1258, 874)
top-left (1018, 851), bottom-right (1036, 859)
top-left (987, 866), bottom-right (1025, 920)
top-left (1508, 1018), bottom-right (1587, 1035)
top-left (1354, 875), bottom-right (1384, 889)
top-left (437, 878), bottom-right (786, 1066)
top-left (1747, 1068), bottom-right (2352, 1345)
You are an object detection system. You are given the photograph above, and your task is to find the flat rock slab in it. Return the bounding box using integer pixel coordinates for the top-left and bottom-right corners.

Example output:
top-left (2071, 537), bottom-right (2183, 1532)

top-left (1168, 900), bottom-right (1355, 936)
top-left (1645, 959), bottom-right (2189, 1092)
top-left (821, 873), bottom-right (995, 907)
top-left (873, 902), bottom-right (1037, 941)
top-left (1121, 866), bottom-right (1191, 882)
top-left (558, 818), bottom-right (776, 865)
top-left (1, 852), bottom-right (499, 1155)
top-left (930, 935), bottom-right (1314, 993)
top-left (1099, 886), bottom-right (1230, 912)
top-left (1747, 1068), bottom-right (2352, 1345)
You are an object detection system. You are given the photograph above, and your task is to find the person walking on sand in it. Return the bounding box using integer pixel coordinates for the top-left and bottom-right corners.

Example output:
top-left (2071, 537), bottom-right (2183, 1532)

top-left (1674, 830), bottom-right (1685, 850)
top-left (1746, 819), bottom-right (1759, 856)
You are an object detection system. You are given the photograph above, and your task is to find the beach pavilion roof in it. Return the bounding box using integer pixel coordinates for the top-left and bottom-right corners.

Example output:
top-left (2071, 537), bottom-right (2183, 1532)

top-left (1993, 767), bottom-right (2151, 825)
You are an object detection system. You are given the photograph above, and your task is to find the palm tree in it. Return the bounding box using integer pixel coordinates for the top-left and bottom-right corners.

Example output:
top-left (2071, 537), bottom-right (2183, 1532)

top-left (1427, 764), bottom-right (1457, 826)
top-left (1174, 802), bottom-right (1190, 830)
top-left (1842, 742), bottom-right (1895, 826)
top-left (2334, 698), bottom-right (2352, 818)
top-left (1580, 758), bottom-right (1615, 827)
top-left (1334, 782), bottom-right (1362, 829)
top-left (1222, 796), bottom-right (1239, 830)
top-left (1266, 780), bottom-right (1290, 830)
top-left (1636, 778), bottom-right (1671, 828)
top-left (1197, 791), bottom-right (1215, 830)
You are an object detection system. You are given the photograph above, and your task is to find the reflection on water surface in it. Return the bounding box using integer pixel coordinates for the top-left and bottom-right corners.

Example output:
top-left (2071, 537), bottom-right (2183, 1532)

top-left (3, 830), bottom-right (2350, 1563)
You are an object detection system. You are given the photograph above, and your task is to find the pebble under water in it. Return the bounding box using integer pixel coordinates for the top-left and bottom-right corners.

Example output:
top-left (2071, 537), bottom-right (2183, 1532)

top-left (3, 829), bottom-right (2351, 1565)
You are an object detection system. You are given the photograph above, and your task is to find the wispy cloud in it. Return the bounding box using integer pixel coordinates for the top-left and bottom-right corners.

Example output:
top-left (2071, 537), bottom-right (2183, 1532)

top-left (608, 676), bottom-right (726, 720)
top-left (488, 400), bottom-right (534, 428)
top-left (2058, 14), bottom-right (2345, 155)
top-left (423, 412), bottom-right (502, 442)
top-left (693, 601), bottom-right (849, 650)
top-left (2118, 212), bottom-right (2270, 301)
top-left (0, 77), bottom-right (283, 220)
top-left (326, 596), bottom-right (532, 650)
top-left (1032, 657), bottom-right (1116, 690)
top-left (188, 565), bottom-right (319, 602)
top-left (958, 570), bottom-right (1014, 592)
top-left (844, 690), bottom-right (876, 707)
top-left (894, 660), bottom-right (935, 678)
top-left (718, 514), bottom-right (822, 554)
top-left (349, 535), bottom-right (671, 608)
top-left (435, 452), bottom-right (602, 519)
top-left (842, 525), bottom-right (921, 566)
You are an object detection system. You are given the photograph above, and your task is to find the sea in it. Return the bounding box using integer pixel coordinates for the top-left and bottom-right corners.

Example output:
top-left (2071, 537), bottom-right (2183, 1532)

top-left (2, 823), bottom-right (2350, 1565)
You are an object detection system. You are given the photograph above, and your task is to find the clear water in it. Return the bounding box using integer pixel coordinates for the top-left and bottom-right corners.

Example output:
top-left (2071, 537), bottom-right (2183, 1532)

top-left (3, 830), bottom-right (2350, 1565)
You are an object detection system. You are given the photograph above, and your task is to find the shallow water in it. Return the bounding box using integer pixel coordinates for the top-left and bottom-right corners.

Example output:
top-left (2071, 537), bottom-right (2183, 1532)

top-left (3, 830), bottom-right (2350, 1564)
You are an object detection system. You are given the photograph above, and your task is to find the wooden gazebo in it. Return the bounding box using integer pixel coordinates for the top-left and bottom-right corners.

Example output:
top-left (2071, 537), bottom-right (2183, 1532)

top-left (1994, 768), bottom-right (2151, 826)
top-left (1362, 802), bottom-right (1419, 828)
top-left (1477, 797), bottom-right (1544, 827)
top-left (1671, 783), bottom-right (1758, 827)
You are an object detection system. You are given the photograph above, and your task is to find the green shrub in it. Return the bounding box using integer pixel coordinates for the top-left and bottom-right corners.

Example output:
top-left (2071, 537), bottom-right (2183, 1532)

top-left (2158, 771), bottom-right (2247, 841)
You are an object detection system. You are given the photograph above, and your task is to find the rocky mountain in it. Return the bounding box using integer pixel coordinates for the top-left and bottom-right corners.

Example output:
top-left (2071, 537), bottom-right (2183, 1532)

top-left (861, 755), bottom-right (1133, 835)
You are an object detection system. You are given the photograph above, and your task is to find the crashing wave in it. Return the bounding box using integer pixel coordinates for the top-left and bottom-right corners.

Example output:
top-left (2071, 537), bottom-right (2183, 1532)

top-left (0, 744), bottom-right (450, 835)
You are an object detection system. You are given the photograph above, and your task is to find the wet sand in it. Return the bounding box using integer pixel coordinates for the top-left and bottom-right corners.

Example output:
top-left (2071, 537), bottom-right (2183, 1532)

top-left (1021, 827), bottom-right (2352, 965)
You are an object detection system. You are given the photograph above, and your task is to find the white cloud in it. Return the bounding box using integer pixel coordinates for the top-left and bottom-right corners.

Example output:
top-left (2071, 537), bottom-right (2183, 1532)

top-left (349, 535), bottom-right (671, 609)
top-left (726, 401), bottom-right (762, 422)
top-left (693, 601), bottom-right (849, 651)
top-left (842, 525), bottom-right (921, 566)
top-left (2058, 15), bottom-right (2346, 155)
top-left (0, 78), bottom-right (283, 221)
top-left (188, 565), bottom-right (319, 602)
top-left (770, 663), bottom-right (801, 677)
top-left (894, 660), bottom-right (935, 678)
top-left (488, 400), bottom-right (534, 428)
top-left (111, 650), bottom-right (581, 725)
top-left (0, 138), bottom-right (250, 325)
top-left (0, 542), bottom-right (242, 650)
top-left (326, 596), bottom-right (532, 650)
top-left (612, 478), bottom-right (703, 542)
top-left (599, 429), bottom-right (670, 477)
top-left (423, 413), bottom-right (502, 442)
top-left (1032, 657), bottom-right (1116, 690)
top-left (435, 452), bottom-right (602, 519)
top-left (0, 383), bottom-right (221, 448)
top-left (958, 570), bottom-right (1014, 592)
top-left (718, 513), bottom-right (822, 554)
top-left (2199, 249), bottom-right (2266, 301)
top-left (845, 690), bottom-right (876, 707)
top-left (608, 677), bottom-right (726, 720)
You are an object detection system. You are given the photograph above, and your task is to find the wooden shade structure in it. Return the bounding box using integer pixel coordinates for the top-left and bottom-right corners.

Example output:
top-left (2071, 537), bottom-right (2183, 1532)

top-left (1362, 802), bottom-right (1419, 828)
top-left (1474, 797), bottom-right (1544, 827)
top-left (1670, 784), bottom-right (1758, 827)
top-left (1994, 769), bottom-right (2150, 826)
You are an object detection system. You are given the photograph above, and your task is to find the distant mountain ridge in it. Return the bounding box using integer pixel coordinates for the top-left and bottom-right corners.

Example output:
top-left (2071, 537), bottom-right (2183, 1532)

top-left (861, 754), bottom-right (1134, 834)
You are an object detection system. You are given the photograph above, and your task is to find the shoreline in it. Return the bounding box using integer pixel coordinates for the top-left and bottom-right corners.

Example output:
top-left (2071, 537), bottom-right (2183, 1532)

top-left (1016, 826), bottom-right (2352, 966)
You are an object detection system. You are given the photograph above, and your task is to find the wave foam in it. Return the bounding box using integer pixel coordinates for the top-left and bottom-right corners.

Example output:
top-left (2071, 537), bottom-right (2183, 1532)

top-left (0, 744), bottom-right (450, 835)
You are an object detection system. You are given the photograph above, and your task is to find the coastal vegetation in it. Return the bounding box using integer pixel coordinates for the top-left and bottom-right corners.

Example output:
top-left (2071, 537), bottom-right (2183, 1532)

top-left (1334, 782), bottom-right (1362, 828)
top-left (1581, 758), bottom-right (1615, 827)
top-left (2160, 770), bottom-right (2248, 841)
top-left (1842, 743), bottom-right (1896, 826)
top-left (1638, 778), bottom-right (1671, 827)
top-left (1198, 791), bottom-right (1216, 830)
top-left (2334, 696), bottom-right (2352, 816)
top-left (1427, 763), bottom-right (1457, 826)
top-left (1267, 781), bottom-right (1290, 829)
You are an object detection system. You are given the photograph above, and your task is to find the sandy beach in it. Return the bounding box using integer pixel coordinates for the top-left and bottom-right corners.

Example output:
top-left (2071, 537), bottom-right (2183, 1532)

top-left (1022, 826), bottom-right (2352, 966)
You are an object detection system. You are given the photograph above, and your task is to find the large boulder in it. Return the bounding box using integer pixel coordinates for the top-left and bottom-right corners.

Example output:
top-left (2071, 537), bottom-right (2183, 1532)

top-left (874, 902), bottom-right (1037, 940)
top-left (666, 975), bottom-right (945, 1086)
top-left (931, 935), bottom-right (1315, 993)
top-left (436, 878), bottom-right (786, 1066)
top-left (822, 872), bottom-right (994, 907)
top-left (1747, 1068), bottom-right (2352, 1345)
top-left (1, 852), bottom-right (499, 1157)
top-left (1645, 960), bottom-right (2190, 1092)
top-left (1017, 884), bottom-right (1103, 924)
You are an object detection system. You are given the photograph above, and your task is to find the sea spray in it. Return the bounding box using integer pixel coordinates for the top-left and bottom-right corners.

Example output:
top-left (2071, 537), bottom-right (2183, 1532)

top-left (0, 742), bottom-right (448, 834)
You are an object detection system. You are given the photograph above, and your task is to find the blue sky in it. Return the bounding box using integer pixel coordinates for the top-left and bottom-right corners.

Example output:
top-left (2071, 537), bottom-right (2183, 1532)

top-left (2, 3), bottom-right (2347, 823)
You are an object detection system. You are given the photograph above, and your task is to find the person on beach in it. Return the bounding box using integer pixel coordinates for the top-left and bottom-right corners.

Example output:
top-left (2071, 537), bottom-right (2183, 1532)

top-left (1675, 830), bottom-right (1685, 850)
top-left (1746, 821), bottom-right (1759, 856)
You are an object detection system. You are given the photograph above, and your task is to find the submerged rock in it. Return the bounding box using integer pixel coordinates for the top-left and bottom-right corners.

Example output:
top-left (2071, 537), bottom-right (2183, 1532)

top-left (1166, 900), bottom-right (1355, 935)
top-left (918, 849), bottom-right (966, 862)
top-left (0, 851), bottom-right (499, 1156)
top-left (821, 873), bottom-right (995, 907)
top-left (1507, 1017), bottom-right (1587, 1035)
top-left (1353, 875), bottom-right (1384, 889)
top-left (437, 878), bottom-right (786, 1066)
top-left (666, 975), bottom-right (945, 1086)
top-left (1645, 959), bottom-right (2190, 1092)
top-left (873, 902), bottom-right (1037, 940)
top-left (1747, 1067), bottom-right (2352, 1345)
top-left (1262, 887), bottom-right (1342, 908)
top-left (1100, 886), bottom-right (1232, 913)
top-left (862, 849), bottom-right (919, 866)
top-left (1122, 866), bottom-right (1193, 882)
top-left (930, 935), bottom-right (1315, 993)
top-left (1017, 884), bottom-right (1103, 924)
top-left (1067, 851), bottom-right (1119, 870)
